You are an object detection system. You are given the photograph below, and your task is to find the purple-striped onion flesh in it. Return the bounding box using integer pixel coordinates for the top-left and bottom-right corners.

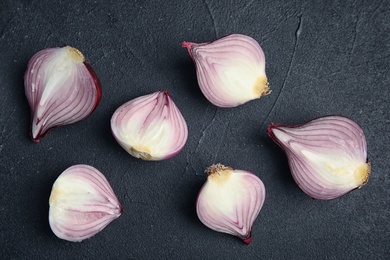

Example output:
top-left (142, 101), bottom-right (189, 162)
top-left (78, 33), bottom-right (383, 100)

top-left (111, 90), bottom-right (188, 160)
top-left (268, 116), bottom-right (370, 200)
top-left (49, 164), bottom-right (122, 242)
top-left (24, 46), bottom-right (102, 142)
top-left (196, 164), bottom-right (266, 244)
top-left (182, 34), bottom-right (270, 108)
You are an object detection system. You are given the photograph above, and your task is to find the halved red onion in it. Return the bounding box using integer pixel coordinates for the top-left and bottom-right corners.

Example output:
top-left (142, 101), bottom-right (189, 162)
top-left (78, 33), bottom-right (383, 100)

top-left (111, 90), bottom-right (188, 160)
top-left (268, 116), bottom-right (370, 200)
top-left (24, 46), bottom-right (102, 142)
top-left (49, 164), bottom-right (122, 242)
top-left (182, 34), bottom-right (270, 108)
top-left (196, 164), bottom-right (266, 244)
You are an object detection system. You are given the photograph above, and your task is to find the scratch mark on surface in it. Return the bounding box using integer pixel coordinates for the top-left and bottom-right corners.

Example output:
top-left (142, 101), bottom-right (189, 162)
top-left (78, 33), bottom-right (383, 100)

top-left (261, 11), bottom-right (298, 42)
top-left (183, 152), bottom-right (197, 177)
top-left (260, 14), bottom-right (303, 129)
top-left (203, 0), bottom-right (218, 38)
top-left (126, 47), bottom-right (145, 68)
top-left (212, 121), bottom-right (229, 163)
top-left (196, 107), bottom-right (218, 148)
top-left (183, 107), bottom-right (218, 176)
top-left (348, 10), bottom-right (362, 64)
top-left (85, 5), bottom-right (99, 16)
top-left (369, 0), bottom-right (385, 20)
top-left (295, 15), bottom-right (303, 38)
top-left (90, 49), bottom-right (114, 66)
top-left (241, 0), bottom-right (254, 13)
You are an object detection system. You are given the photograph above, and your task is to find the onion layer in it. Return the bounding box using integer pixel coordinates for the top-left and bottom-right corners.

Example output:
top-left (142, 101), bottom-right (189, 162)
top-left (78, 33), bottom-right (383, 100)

top-left (196, 164), bottom-right (266, 244)
top-left (268, 116), bottom-right (370, 200)
top-left (183, 34), bottom-right (270, 107)
top-left (111, 90), bottom-right (188, 160)
top-left (24, 46), bottom-right (102, 142)
top-left (49, 164), bottom-right (122, 242)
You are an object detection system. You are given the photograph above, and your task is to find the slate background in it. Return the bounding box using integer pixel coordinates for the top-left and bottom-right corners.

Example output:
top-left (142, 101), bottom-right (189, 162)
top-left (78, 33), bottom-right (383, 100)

top-left (0, 0), bottom-right (389, 259)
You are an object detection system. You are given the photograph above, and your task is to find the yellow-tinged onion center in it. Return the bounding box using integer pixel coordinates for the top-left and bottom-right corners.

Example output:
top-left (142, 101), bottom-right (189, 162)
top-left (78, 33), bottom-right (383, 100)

top-left (129, 146), bottom-right (152, 160)
top-left (206, 164), bottom-right (233, 185)
top-left (66, 46), bottom-right (85, 63)
top-left (49, 187), bottom-right (64, 205)
top-left (355, 162), bottom-right (371, 186)
top-left (323, 160), bottom-right (370, 187)
top-left (253, 76), bottom-right (270, 97)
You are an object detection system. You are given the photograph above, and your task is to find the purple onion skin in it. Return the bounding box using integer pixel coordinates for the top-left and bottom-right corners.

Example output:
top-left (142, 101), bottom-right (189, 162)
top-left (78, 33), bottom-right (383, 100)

top-left (268, 115), bottom-right (370, 200)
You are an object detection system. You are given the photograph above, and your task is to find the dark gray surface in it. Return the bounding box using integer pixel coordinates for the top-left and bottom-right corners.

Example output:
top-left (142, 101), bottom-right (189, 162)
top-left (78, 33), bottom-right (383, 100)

top-left (1, 0), bottom-right (389, 259)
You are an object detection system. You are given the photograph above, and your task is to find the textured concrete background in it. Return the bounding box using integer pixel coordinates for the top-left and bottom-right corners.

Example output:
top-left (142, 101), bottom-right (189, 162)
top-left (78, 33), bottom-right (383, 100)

top-left (0, 0), bottom-right (389, 259)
